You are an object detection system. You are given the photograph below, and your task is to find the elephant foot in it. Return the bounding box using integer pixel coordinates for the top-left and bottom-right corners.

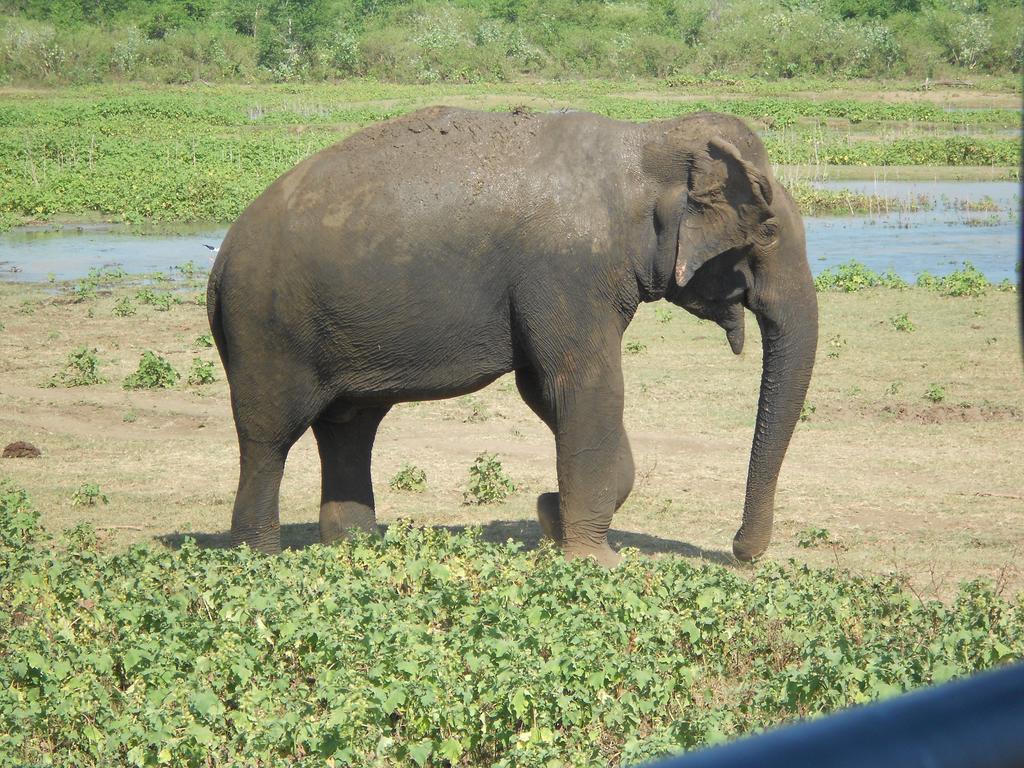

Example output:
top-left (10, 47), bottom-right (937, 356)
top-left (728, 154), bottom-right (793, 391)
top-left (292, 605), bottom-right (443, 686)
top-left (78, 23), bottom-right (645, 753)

top-left (320, 502), bottom-right (378, 544)
top-left (230, 522), bottom-right (282, 555)
top-left (536, 492), bottom-right (562, 544)
top-left (563, 542), bottom-right (621, 569)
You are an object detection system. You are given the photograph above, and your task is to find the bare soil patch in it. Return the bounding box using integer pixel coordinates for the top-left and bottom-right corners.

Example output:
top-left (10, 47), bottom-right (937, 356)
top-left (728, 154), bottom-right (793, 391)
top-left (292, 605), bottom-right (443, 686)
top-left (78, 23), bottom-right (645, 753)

top-left (1, 279), bottom-right (1021, 598)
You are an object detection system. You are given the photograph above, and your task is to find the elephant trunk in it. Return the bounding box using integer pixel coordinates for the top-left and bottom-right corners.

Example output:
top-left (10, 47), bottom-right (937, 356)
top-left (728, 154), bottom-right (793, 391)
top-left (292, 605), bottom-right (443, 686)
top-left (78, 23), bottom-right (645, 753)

top-left (733, 291), bottom-right (818, 561)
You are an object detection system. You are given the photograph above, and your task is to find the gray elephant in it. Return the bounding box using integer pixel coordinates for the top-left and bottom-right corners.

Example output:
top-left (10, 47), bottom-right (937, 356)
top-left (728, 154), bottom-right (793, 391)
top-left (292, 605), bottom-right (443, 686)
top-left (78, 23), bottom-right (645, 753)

top-left (207, 106), bottom-right (817, 565)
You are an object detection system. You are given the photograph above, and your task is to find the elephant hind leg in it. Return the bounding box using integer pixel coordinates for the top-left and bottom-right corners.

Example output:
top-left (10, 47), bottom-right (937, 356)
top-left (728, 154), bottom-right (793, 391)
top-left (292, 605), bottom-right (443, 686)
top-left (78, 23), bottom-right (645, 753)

top-left (312, 404), bottom-right (390, 544)
top-left (230, 438), bottom-right (290, 554)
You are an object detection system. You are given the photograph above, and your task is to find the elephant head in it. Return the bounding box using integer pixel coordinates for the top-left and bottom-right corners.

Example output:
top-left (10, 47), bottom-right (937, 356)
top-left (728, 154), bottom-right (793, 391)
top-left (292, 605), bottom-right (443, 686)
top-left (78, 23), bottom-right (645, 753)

top-left (646, 118), bottom-right (819, 561)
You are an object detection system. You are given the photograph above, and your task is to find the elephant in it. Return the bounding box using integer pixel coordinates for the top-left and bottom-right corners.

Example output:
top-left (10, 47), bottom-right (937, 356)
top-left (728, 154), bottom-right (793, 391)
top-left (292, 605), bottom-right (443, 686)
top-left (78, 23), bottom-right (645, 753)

top-left (206, 105), bottom-right (818, 566)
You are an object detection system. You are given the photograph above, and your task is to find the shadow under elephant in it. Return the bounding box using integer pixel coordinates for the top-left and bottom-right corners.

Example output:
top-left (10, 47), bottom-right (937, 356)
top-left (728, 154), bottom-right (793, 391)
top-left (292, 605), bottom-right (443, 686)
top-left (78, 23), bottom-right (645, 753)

top-left (157, 519), bottom-right (734, 566)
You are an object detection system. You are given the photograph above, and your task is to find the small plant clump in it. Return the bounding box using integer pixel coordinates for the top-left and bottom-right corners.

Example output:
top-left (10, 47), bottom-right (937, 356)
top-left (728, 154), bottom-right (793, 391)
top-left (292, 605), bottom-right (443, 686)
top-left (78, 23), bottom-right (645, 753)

top-left (916, 263), bottom-right (991, 297)
top-left (923, 383), bottom-right (946, 403)
top-left (464, 453), bottom-right (516, 505)
top-left (625, 340), bottom-right (647, 355)
top-left (113, 296), bottom-right (137, 317)
top-left (47, 347), bottom-right (105, 388)
top-left (799, 402), bottom-right (816, 422)
top-left (655, 306), bottom-right (674, 324)
top-left (826, 334), bottom-right (847, 359)
top-left (389, 464), bottom-right (428, 492)
top-left (194, 333), bottom-right (214, 348)
top-left (890, 312), bottom-right (915, 332)
top-left (187, 358), bottom-right (216, 385)
top-left (814, 261), bottom-right (907, 293)
top-left (123, 351), bottom-right (180, 390)
top-left (135, 288), bottom-right (180, 311)
top-left (71, 482), bottom-right (108, 507)
top-left (797, 526), bottom-right (837, 548)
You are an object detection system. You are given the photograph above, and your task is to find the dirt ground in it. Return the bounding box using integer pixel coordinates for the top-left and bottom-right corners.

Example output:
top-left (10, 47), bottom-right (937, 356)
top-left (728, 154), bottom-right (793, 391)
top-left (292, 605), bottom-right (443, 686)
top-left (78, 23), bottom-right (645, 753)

top-left (1, 277), bottom-right (1021, 599)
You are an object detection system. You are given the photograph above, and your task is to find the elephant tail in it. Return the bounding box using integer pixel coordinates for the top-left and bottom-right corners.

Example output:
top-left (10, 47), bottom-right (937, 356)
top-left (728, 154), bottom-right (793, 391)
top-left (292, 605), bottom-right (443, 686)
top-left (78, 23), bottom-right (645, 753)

top-left (206, 260), bottom-right (229, 372)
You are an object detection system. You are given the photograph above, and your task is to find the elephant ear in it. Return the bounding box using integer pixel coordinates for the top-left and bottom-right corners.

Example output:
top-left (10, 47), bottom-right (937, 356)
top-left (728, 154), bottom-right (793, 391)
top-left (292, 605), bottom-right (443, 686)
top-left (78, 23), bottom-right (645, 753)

top-left (675, 137), bottom-right (773, 289)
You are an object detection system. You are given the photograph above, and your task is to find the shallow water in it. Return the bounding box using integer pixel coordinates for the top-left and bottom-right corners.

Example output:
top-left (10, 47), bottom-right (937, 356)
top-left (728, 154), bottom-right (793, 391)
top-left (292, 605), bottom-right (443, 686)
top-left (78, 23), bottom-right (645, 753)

top-left (805, 181), bottom-right (1019, 282)
top-left (0, 181), bottom-right (1019, 284)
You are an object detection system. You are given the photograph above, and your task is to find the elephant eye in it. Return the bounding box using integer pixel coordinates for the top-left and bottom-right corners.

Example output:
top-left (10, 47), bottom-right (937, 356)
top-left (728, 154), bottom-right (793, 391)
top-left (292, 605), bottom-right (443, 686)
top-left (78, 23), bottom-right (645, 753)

top-left (755, 219), bottom-right (779, 246)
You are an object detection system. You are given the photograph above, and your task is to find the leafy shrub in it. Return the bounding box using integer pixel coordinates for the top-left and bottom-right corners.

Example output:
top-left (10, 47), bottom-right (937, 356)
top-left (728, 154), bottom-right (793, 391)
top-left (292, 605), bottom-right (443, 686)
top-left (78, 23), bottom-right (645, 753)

top-left (187, 358), bottom-right (216, 385)
top-left (890, 312), bottom-right (916, 332)
top-left (389, 464), bottom-right (428, 492)
top-left (123, 351), bottom-right (180, 389)
top-left (135, 288), bottom-right (180, 310)
top-left (923, 383), bottom-right (946, 403)
top-left (47, 347), bottom-right (105, 387)
top-left (70, 482), bottom-right (108, 506)
top-left (916, 263), bottom-right (990, 297)
top-left (112, 296), bottom-right (137, 317)
top-left (815, 261), bottom-right (908, 292)
top-left (0, 485), bottom-right (1021, 768)
top-left (464, 453), bottom-right (516, 504)
top-left (797, 526), bottom-right (838, 548)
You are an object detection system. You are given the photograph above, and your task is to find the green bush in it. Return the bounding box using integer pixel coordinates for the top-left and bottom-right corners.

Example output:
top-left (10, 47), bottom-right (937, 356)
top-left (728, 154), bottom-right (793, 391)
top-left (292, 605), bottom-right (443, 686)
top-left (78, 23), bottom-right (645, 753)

top-left (389, 463), bottom-right (428, 492)
top-left (187, 357), bottom-right (216, 385)
top-left (923, 383), bottom-right (946, 403)
top-left (890, 312), bottom-right (915, 332)
top-left (70, 482), bottom-right (108, 507)
top-left (464, 452), bottom-right (516, 504)
top-left (123, 351), bottom-right (180, 389)
top-left (112, 296), bottom-right (137, 317)
top-left (47, 347), bottom-right (105, 387)
top-left (814, 261), bottom-right (908, 292)
top-left (916, 263), bottom-right (990, 297)
top-left (1, 482), bottom-right (1021, 767)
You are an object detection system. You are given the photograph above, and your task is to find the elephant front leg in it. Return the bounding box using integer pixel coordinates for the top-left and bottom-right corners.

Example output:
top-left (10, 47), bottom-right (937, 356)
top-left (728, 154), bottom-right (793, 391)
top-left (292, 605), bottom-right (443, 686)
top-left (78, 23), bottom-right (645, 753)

top-left (537, 435), bottom-right (633, 546)
top-left (312, 405), bottom-right (390, 544)
top-left (553, 373), bottom-right (629, 568)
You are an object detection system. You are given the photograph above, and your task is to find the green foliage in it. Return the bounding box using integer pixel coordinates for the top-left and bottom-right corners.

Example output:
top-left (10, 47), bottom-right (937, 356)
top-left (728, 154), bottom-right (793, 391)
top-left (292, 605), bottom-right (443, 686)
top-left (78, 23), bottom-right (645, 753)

top-left (47, 347), bottom-right (105, 387)
top-left (1, 0), bottom-right (1020, 83)
top-left (797, 526), bottom-right (838, 548)
top-left (187, 357), bottom-right (216, 385)
top-left (122, 351), bottom-right (180, 390)
top-left (389, 464), bottom-right (428, 492)
top-left (799, 402), bottom-right (817, 422)
top-left (1, 483), bottom-right (1021, 767)
top-left (0, 88), bottom-right (1017, 226)
top-left (815, 261), bottom-right (908, 292)
top-left (917, 262), bottom-right (990, 297)
top-left (923, 383), bottom-right (946, 403)
top-left (625, 340), bottom-right (647, 355)
top-left (112, 296), bottom-right (137, 317)
top-left (464, 452), bottom-right (516, 504)
top-left (655, 306), bottom-right (674, 324)
top-left (890, 312), bottom-right (916, 331)
top-left (135, 287), bottom-right (180, 310)
top-left (194, 332), bottom-right (214, 348)
top-left (70, 482), bottom-right (108, 507)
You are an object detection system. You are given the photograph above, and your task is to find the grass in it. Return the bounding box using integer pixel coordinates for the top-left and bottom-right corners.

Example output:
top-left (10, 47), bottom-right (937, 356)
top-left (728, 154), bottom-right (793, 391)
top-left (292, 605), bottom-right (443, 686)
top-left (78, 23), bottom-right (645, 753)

top-left (0, 83), bottom-right (1018, 229)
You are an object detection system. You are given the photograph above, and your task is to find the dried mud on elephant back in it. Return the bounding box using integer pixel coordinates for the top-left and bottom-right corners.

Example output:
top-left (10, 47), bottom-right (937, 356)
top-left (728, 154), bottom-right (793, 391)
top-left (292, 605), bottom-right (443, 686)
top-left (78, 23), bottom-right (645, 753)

top-left (3, 441), bottom-right (42, 459)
